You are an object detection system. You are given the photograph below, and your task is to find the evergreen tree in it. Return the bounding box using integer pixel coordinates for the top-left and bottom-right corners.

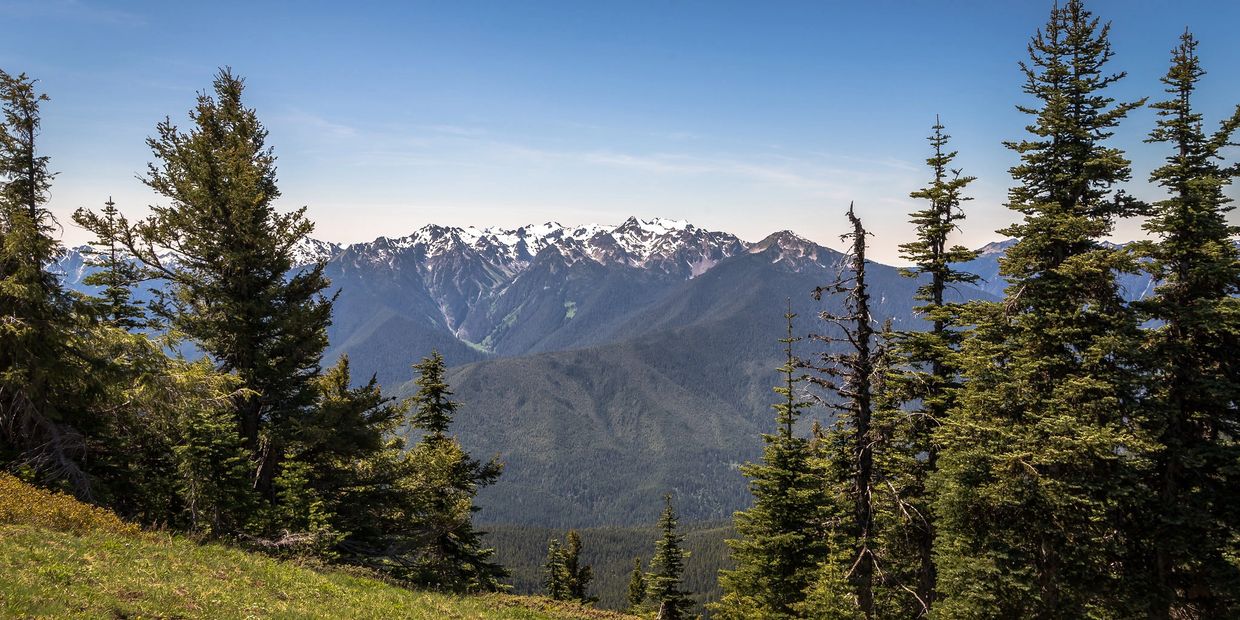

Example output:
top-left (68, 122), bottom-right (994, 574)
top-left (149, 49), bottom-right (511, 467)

top-left (0, 74), bottom-right (263, 524)
top-left (402, 350), bottom-right (507, 592)
top-left (77, 326), bottom-right (251, 531)
top-left (878, 118), bottom-right (979, 615)
top-left (543, 538), bottom-right (570, 600)
top-left (804, 204), bottom-right (880, 618)
top-left (277, 355), bottom-right (409, 557)
top-left (0, 70), bottom-right (94, 494)
top-left (411, 350), bottom-right (457, 439)
top-left (72, 198), bottom-right (146, 329)
top-left (715, 305), bottom-right (828, 619)
top-left (175, 388), bottom-right (258, 536)
top-left (85, 68), bottom-right (335, 511)
top-left (934, 1), bottom-right (1151, 615)
top-left (1135, 29), bottom-right (1240, 617)
top-left (627, 557), bottom-right (647, 611)
top-left (797, 422), bottom-right (864, 619)
top-left (646, 494), bottom-right (693, 620)
top-left (563, 530), bottom-right (595, 603)
top-left (541, 531), bottom-right (593, 603)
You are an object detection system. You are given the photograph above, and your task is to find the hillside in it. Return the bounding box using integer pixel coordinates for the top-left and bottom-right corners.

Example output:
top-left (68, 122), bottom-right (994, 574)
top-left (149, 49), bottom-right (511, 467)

top-left (0, 476), bottom-right (633, 620)
top-left (398, 242), bottom-right (998, 526)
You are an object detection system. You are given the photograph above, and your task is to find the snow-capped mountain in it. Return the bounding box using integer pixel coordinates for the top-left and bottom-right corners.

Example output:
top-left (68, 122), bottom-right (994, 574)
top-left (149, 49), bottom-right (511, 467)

top-left (336, 216), bottom-right (747, 278)
top-left (312, 217), bottom-right (760, 363)
top-left (55, 216), bottom-right (1008, 385)
top-left (292, 238), bottom-right (344, 267)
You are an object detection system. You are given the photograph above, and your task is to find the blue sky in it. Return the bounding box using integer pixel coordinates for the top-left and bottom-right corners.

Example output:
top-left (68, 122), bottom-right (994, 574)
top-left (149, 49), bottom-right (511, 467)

top-left (4, 0), bottom-right (1239, 263)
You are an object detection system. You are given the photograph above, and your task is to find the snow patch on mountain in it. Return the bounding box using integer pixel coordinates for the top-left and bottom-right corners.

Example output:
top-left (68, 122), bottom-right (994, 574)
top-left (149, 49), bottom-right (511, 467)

top-left (341, 216), bottom-right (748, 278)
top-left (292, 238), bottom-right (343, 267)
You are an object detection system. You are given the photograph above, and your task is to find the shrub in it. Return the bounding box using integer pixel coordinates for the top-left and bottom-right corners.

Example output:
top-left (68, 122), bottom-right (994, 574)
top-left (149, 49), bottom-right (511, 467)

top-left (0, 473), bottom-right (140, 537)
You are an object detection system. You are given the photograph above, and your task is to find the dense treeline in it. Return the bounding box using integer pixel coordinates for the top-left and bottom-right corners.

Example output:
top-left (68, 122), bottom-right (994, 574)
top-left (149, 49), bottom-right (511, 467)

top-left (718, 1), bottom-right (1240, 618)
top-left (0, 68), bottom-right (503, 592)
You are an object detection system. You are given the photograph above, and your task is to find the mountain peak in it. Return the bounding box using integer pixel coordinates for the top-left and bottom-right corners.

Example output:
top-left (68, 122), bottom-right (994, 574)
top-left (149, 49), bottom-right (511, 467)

top-left (292, 238), bottom-right (342, 266)
top-left (616, 216), bottom-right (693, 235)
top-left (977, 238), bottom-right (1016, 256)
top-left (748, 230), bottom-right (831, 270)
top-left (752, 229), bottom-right (810, 248)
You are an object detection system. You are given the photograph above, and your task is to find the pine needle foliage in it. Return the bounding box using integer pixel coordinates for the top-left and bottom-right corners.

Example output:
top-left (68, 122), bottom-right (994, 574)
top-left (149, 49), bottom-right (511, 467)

top-left (72, 198), bottom-right (146, 330)
top-left (933, 1), bottom-right (1153, 615)
top-left (542, 531), bottom-right (595, 604)
top-left (646, 494), bottom-right (693, 620)
top-left (411, 350), bottom-right (458, 439)
top-left (877, 118), bottom-right (979, 615)
top-left (1133, 29), bottom-right (1240, 617)
top-left (627, 557), bottom-right (646, 611)
top-left (715, 305), bottom-right (828, 619)
top-left (544, 538), bottom-right (571, 601)
top-left (0, 70), bottom-right (95, 495)
top-left (86, 68), bottom-right (335, 511)
top-left (401, 350), bottom-right (508, 592)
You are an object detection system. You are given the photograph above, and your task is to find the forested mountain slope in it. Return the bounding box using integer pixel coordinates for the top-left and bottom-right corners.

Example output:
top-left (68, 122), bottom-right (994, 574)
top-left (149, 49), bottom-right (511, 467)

top-left (392, 233), bottom-right (998, 525)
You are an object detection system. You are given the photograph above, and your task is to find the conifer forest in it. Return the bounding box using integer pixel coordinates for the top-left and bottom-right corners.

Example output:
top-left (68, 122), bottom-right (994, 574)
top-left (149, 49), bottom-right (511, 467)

top-left (1, 1), bottom-right (1238, 618)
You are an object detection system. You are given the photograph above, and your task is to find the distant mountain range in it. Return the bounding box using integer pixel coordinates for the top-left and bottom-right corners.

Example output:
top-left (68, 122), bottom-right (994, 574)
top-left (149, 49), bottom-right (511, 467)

top-left (54, 217), bottom-right (1159, 527)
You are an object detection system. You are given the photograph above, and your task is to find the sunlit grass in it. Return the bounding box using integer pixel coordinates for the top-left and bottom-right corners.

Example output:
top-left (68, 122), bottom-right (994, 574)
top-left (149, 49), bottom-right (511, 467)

top-left (0, 474), bottom-right (634, 619)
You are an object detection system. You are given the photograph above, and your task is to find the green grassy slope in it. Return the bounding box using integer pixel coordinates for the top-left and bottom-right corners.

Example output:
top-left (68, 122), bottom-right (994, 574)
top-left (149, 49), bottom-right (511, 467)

top-left (0, 525), bottom-right (636, 619)
top-left (0, 474), bottom-right (634, 620)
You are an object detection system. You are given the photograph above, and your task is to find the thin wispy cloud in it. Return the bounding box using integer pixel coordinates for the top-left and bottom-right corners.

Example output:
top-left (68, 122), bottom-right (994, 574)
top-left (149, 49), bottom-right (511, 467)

top-left (0, 0), bottom-right (144, 26)
top-left (280, 110), bottom-right (358, 138)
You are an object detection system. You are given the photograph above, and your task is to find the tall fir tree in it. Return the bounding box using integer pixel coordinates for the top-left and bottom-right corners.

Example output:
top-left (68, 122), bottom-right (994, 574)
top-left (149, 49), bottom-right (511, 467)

top-left (646, 494), bottom-right (693, 620)
top-left (0, 70), bottom-right (94, 494)
top-left (411, 350), bottom-right (458, 439)
top-left (715, 304), bottom-right (829, 619)
top-left (881, 118), bottom-right (979, 615)
top-left (402, 350), bottom-right (507, 592)
top-left (1135, 29), bottom-right (1240, 617)
top-left (804, 204), bottom-right (881, 618)
top-left (933, 1), bottom-right (1151, 615)
top-left (88, 68), bottom-right (335, 512)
